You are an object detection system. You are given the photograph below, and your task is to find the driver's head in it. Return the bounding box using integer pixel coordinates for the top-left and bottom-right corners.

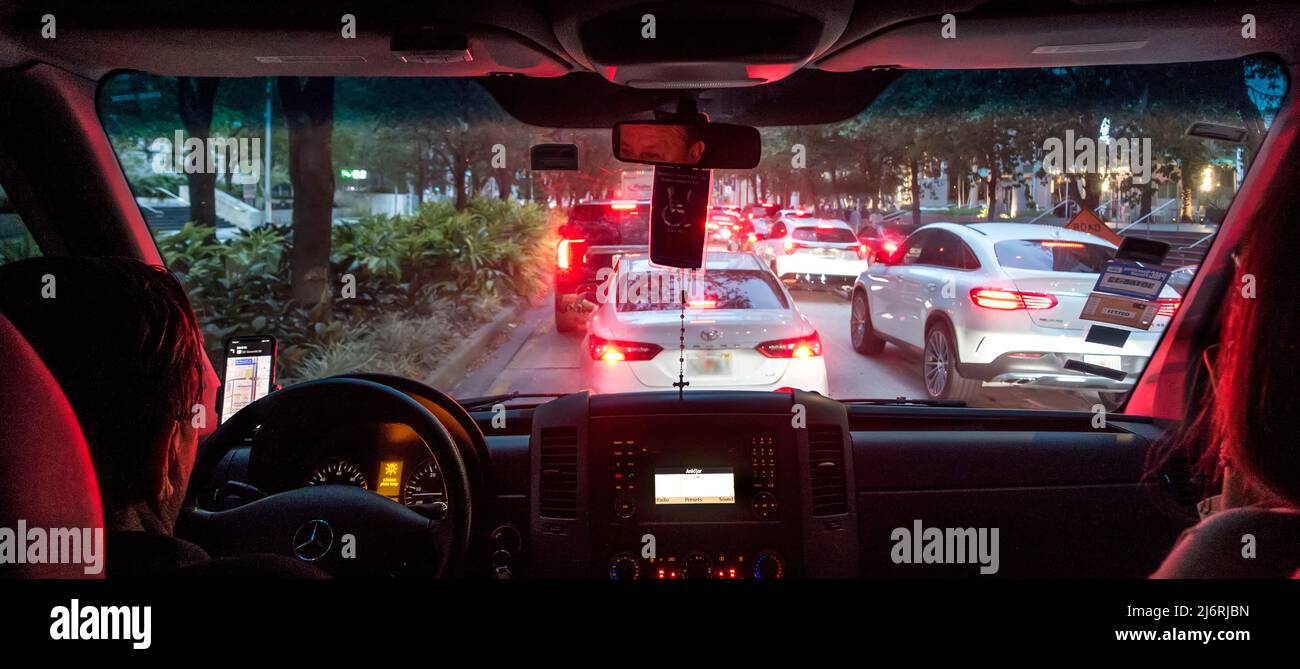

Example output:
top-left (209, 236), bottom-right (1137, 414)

top-left (621, 124), bottom-right (706, 165)
top-left (0, 256), bottom-right (205, 532)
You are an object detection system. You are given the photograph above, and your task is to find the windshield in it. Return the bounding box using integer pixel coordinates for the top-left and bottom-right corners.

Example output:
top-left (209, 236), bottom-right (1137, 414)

top-left (97, 56), bottom-right (1285, 410)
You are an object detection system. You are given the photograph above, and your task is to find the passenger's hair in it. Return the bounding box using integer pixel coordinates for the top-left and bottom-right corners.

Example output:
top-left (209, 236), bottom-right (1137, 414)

top-left (0, 256), bottom-right (205, 514)
top-left (1148, 161), bottom-right (1300, 511)
top-left (1208, 185), bottom-right (1300, 507)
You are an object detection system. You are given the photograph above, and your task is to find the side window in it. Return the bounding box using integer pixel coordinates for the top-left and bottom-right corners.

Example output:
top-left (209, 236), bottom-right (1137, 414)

top-left (919, 231), bottom-right (980, 269)
top-left (959, 243), bottom-right (981, 270)
top-left (899, 230), bottom-right (931, 265)
top-left (0, 183), bottom-right (41, 266)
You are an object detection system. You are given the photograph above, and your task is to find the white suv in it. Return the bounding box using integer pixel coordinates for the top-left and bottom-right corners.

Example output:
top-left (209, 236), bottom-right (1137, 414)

top-left (758, 217), bottom-right (869, 288)
top-left (849, 223), bottom-right (1182, 406)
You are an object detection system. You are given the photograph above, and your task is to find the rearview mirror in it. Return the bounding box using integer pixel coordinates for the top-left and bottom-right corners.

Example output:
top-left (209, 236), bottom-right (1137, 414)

top-left (613, 120), bottom-right (761, 169)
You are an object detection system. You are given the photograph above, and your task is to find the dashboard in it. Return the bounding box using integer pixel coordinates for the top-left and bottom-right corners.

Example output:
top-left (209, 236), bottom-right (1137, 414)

top-left (191, 381), bottom-right (1188, 579)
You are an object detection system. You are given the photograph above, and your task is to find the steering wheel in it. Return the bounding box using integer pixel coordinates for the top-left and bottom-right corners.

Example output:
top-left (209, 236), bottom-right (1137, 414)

top-left (179, 377), bottom-right (474, 578)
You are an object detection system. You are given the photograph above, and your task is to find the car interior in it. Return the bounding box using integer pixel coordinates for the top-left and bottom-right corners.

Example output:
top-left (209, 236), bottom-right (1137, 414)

top-left (1, 0), bottom-right (1298, 585)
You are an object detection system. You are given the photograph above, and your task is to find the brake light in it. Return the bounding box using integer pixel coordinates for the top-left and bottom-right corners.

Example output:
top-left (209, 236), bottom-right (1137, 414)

top-left (557, 238), bottom-right (582, 270)
top-left (882, 240), bottom-right (899, 255)
top-left (817, 222), bottom-right (836, 229)
top-left (857, 244), bottom-right (869, 260)
top-left (969, 288), bottom-right (1058, 310)
top-left (610, 201), bottom-right (638, 211)
top-left (747, 233), bottom-right (758, 243)
top-left (687, 299), bottom-right (717, 309)
top-left (588, 334), bottom-right (663, 362)
top-left (1155, 298), bottom-right (1181, 318)
top-left (756, 332), bottom-right (822, 358)
top-left (1040, 241), bottom-right (1084, 248)
top-left (783, 239), bottom-right (799, 255)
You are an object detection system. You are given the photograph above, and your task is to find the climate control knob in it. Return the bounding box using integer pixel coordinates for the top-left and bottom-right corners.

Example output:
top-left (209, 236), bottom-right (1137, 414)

top-left (608, 553), bottom-right (641, 580)
top-left (753, 550), bottom-right (785, 580)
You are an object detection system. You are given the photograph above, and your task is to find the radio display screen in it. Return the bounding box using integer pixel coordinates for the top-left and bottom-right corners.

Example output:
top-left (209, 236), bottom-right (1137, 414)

top-left (654, 466), bottom-right (735, 504)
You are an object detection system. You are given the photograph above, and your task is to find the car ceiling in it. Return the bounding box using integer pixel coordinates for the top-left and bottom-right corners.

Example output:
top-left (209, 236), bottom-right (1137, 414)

top-left (0, 0), bottom-right (1297, 127)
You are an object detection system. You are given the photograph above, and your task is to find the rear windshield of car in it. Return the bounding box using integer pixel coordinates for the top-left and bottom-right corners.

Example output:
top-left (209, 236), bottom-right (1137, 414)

top-left (616, 270), bottom-right (789, 312)
top-left (994, 240), bottom-right (1116, 273)
top-left (791, 226), bottom-right (857, 243)
top-left (569, 204), bottom-right (649, 245)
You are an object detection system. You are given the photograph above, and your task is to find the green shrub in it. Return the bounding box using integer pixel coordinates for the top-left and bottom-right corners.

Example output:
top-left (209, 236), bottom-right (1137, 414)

top-left (156, 197), bottom-right (552, 383)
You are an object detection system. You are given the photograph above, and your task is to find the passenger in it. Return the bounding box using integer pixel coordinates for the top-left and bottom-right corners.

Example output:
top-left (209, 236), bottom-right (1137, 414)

top-left (1150, 173), bottom-right (1300, 578)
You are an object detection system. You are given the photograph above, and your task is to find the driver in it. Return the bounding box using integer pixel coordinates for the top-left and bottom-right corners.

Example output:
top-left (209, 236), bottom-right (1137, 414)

top-left (0, 256), bottom-right (320, 578)
top-left (620, 123), bottom-right (706, 165)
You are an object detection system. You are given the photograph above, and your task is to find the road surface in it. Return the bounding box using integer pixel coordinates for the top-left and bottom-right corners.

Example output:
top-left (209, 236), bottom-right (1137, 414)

top-left (452, 289), bottom-right (1095, 411)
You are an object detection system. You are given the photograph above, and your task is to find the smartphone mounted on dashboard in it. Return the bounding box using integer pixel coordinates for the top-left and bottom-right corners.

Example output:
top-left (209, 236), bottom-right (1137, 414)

top-left (218, 335), bottom-right (278, 424)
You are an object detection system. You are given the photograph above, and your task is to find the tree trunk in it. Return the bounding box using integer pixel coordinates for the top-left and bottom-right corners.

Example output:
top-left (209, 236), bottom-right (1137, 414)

top-left (1138, 181), bottom-right (1155, 220)
top-left (495, 168), bottom-right (513, 200)
top-left (1080, 172), bottom-right (1103, 212)
top-left (415, 143), bottom-right (427, 205)
top-left (909, 158), bottom-right (922, 228)
top-left (278, 76), bottom-right (335, 306)
top-left (452, 153), bottom-right (468, 209)
top-left (986, 159), bottom-right (1001, 221)
top-left (177, 77), bottom-right (220, 232)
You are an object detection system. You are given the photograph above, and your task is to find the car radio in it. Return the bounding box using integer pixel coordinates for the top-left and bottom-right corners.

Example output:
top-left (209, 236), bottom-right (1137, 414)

top-left (589, 415), bottom-right (800, 578)
top-left (603, 430), bottom-right (780, 523)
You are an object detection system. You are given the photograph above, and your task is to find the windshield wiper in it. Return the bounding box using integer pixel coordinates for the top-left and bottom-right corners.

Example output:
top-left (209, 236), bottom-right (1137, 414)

top-left (456, 392), bottom-right (567, 410)
top-left (839, 397), bottom-right (967, 407)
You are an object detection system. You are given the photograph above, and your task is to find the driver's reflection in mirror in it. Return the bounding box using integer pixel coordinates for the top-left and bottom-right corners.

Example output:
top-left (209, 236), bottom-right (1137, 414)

top-left (620, 124), bottom-right (706, 165)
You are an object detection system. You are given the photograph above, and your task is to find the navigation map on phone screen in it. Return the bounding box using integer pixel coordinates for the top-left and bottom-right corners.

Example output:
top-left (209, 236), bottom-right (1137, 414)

top-left (220, 337), bottom-right (276, 423)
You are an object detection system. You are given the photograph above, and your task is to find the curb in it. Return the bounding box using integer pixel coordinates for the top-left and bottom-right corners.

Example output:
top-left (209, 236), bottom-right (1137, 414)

top-left (424, 300), bottom-right (531, 390)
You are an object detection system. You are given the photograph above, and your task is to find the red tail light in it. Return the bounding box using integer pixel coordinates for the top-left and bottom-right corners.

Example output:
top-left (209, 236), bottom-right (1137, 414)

top-left (609, 201), bottom-right (638, 211)
top-left (856, 244), bottom-right (869, 260)
top-left (782, 239), bottom-right (799, 255)
top-left (557, 238), bottom-right (577, 270)
top-left (686, 299), bottom-right (717, 309)
top-left (1040, 241), bottom-right (1084, 248)
top-left (588, 334), bottom-right (663, 362)
top-left (970, 288), bottom-right (1058, 310)
top-left (756, 332), bottom-right (822, 358)
top-left (1155, 298), bottom-right (1181, 318)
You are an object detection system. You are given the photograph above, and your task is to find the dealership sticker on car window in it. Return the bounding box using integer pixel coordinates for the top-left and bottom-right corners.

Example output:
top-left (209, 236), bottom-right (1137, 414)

top-left (1079, 292), bottom-right (1158, 330)
top-left (1092, 260), bottom-right (1171, 301)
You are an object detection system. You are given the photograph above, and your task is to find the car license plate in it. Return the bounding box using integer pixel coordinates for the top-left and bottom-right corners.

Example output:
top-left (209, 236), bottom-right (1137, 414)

top-left (689, 351), bottom-right (732, 375)
top-left (1083, 355), bottom-right (1122, 371)
top-left (812, 248), bottom-right (836, 257)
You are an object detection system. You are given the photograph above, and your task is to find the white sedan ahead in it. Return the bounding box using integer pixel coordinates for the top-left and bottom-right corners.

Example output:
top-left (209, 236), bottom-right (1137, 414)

top-left (584, 251), bottom-right (828, 395)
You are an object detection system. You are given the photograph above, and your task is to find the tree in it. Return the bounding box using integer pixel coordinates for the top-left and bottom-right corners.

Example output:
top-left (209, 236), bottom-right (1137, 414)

top-left (177, 77), bottom-right (220, 229)
top-left (278, 77), bottom-right (335, 305)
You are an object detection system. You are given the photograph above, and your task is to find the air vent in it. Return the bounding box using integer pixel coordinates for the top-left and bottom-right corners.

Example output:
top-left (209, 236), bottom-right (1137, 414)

top-left (538, 426), bottom-right (579, 519)
top-left (808, 425), bottom-right (848, 516)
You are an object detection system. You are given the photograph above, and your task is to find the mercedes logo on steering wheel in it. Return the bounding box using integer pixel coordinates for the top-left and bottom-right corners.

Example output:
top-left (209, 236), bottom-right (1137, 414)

top-left (292, 519), bottom-right (334, 562)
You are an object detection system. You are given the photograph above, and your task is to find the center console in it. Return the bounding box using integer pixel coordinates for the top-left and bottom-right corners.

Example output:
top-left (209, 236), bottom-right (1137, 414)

top-left (528, 390), bottom-right (858, 578)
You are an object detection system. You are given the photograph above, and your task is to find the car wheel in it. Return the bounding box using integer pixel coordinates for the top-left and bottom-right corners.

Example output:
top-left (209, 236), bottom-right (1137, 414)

top-left (1096, 391), bottom-right (1127, 412)
top-left (923, 324), bottom-right (981, 402)
top-left (850, 291), bottom-right (886, 355)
